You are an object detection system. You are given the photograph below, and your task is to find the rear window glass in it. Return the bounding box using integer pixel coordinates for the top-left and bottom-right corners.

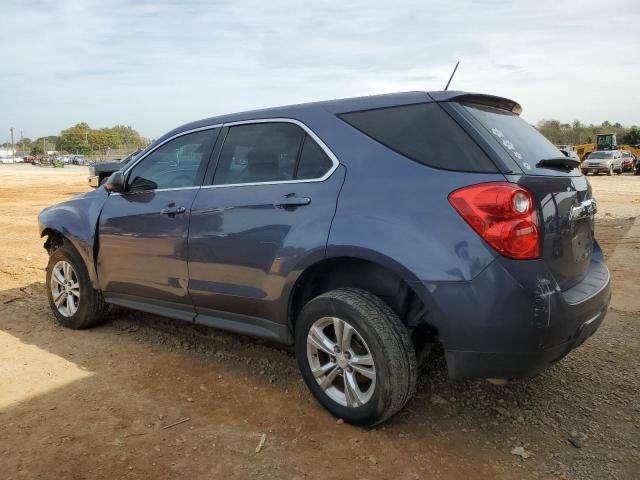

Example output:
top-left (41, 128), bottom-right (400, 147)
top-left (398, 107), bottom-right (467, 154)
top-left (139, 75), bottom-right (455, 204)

top-left (461, 103), bottom-right (570, 174)
top-left (338, 103), bottom-right (497, 172)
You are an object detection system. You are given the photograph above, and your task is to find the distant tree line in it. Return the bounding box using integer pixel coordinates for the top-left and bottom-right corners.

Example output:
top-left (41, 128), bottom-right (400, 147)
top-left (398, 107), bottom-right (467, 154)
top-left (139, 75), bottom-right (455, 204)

top-left (1, 123), bottom-right (149, 156)
top-left (55, 123), bottom-right (149, 155)
top-left (536, 119), bottom-right (640, 146)
top-left (4, 119), bottom-right (639, 156)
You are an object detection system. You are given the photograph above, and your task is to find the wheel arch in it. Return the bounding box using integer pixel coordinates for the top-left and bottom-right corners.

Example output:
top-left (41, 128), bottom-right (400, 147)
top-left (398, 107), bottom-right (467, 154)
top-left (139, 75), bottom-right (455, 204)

top-left (287, 251), bottom-right (439, 356)
top-left (40, 227), bottom-right (100, 289)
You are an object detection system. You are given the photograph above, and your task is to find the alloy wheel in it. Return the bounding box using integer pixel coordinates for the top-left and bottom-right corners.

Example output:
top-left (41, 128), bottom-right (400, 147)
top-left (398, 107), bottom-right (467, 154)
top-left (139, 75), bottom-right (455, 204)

top-left (306, 316), bottom-right (376, 407)
top-left (50, 260), bottom-right (80, 317)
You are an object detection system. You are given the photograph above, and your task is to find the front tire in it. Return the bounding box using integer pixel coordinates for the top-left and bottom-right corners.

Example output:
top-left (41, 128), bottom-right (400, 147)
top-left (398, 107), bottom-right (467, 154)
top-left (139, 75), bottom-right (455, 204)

top-left (46, 242), bottom-right (107, 329)
top-left (295, 288), bottom-right (417, 426)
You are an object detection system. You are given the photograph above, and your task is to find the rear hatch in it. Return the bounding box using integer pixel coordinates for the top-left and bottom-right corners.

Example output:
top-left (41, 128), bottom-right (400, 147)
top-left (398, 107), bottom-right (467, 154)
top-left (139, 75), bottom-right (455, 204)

top-left (452, 100), bottom-right (595, 291)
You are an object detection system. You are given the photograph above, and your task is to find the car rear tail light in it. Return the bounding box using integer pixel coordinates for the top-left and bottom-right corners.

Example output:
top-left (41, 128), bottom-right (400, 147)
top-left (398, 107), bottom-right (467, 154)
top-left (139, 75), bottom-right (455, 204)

top-left (448, 182), bottom-right (540, 259)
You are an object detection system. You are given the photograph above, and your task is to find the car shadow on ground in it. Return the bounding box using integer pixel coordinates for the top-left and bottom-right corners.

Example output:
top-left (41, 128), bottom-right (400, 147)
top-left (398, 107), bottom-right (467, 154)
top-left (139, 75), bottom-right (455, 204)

top-left (1, 281), bottom-right (636, 479)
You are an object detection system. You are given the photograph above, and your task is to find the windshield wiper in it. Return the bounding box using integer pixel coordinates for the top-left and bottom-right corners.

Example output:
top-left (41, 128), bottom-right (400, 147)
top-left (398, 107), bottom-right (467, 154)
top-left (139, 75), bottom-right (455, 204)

top-left (537, 157), bottom-right (580, 169)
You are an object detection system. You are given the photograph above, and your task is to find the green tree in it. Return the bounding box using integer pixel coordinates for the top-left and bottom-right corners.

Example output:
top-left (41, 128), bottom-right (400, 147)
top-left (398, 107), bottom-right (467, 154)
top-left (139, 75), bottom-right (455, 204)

top-left (56, 122), bottom-right (148, 153)
top-left (623, 126), bottom-right (640, 145)
top-left (31, 143), bottom-right (44, 155)
top-left (56, 122), bottom-right (91, 154)
top-left (536, 119), bottom-right (637, 146)
top-left (31, 136), bottom-right (59, 155)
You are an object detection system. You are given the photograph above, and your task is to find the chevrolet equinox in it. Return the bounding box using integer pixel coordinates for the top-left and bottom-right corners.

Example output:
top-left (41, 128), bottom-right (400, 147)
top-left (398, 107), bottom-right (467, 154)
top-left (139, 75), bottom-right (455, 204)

top-left (39, 91), bottom-right (610, 425)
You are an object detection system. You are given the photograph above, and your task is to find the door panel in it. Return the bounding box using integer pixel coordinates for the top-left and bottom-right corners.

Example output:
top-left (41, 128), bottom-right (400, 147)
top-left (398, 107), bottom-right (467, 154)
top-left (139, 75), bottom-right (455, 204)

top-left (98, 189), bottom-right (200, 303)
top-left (96, 128), bottom-right (218, 304)
top-left (187, 166), bottom-right (345, 323)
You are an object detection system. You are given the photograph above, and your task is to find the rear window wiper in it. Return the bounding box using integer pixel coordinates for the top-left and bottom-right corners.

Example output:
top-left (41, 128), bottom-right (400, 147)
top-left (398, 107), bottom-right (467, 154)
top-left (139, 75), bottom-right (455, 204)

top-left (537, 157), bottom-right (580, 169)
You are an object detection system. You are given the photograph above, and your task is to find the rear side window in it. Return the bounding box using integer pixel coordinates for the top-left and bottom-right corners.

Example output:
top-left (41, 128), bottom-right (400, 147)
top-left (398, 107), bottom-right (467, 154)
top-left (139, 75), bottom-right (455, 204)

top-left (338, 103), bottom-right (497, 172)
top-left (212, 122), bottom-right (335, 185)
top-left (296, 136), bottom-right (333, 180)
top-left (213, 123), bottom-right (304, 185)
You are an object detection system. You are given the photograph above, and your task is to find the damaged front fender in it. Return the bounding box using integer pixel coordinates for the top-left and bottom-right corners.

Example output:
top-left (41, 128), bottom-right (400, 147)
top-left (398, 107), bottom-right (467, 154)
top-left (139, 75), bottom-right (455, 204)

top-left (38, 188), bottom-right (110, 289)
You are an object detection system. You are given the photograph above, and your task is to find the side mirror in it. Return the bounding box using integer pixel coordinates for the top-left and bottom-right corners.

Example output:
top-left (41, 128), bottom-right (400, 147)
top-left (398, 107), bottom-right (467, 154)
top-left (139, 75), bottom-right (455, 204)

top-left (103, 171), bottom-right (126, 193)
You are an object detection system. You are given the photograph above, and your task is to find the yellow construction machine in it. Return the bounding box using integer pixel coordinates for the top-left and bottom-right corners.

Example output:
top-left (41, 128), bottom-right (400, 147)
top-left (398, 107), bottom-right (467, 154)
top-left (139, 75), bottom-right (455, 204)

top-left (574, 133), bottom-right (640, 160)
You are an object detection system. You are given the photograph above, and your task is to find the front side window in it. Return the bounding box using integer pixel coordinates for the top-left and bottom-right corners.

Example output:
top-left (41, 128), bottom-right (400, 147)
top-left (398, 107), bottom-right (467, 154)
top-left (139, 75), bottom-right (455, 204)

top-left (212, 122), bottom-right (334, 185)
top-left (127, 130), bottom-right (214, 192)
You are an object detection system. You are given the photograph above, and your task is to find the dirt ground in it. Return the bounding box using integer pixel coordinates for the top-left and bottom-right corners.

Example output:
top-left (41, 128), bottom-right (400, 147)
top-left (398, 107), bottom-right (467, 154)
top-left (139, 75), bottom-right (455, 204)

top-left (1, 164), bottom-right (638, 480)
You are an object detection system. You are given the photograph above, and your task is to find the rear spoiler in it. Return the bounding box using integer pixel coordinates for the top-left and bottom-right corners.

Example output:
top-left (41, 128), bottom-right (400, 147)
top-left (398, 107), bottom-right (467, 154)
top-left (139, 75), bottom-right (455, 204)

top-left (428, 92), bottom-right (522, 115)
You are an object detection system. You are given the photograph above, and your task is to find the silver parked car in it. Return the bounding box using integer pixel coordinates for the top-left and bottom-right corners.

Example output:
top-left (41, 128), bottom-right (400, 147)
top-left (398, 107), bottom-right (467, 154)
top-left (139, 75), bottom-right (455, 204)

top-left (582, 150), bottom-right (624, 176)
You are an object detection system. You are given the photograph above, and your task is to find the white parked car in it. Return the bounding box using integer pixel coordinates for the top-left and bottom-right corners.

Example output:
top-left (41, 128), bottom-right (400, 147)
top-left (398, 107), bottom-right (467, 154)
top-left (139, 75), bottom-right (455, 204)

top-left (582, 150), bottom-right (624, 176)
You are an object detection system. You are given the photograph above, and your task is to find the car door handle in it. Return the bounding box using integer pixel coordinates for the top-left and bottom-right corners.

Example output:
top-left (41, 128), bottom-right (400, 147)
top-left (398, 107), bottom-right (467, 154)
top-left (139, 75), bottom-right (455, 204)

top-left (160, 206), bottom-right (187, 215)
top-left (274, 196), bottom-right (311, 208)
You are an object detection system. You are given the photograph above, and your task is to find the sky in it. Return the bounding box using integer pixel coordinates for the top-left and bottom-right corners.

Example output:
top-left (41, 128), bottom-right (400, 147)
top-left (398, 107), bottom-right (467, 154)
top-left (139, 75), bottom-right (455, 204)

top-left (1, 0), bottom-right (639, 141)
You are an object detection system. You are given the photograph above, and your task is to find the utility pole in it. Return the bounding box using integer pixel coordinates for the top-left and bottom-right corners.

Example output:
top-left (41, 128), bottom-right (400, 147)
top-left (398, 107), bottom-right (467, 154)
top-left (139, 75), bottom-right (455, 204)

top-left (20, 130), bottom-right (24, 157)
top-left (10, 127), bottom-right (15, 162)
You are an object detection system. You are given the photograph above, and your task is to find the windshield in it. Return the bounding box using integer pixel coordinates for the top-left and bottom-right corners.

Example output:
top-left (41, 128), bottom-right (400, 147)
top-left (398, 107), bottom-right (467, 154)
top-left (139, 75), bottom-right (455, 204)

top-left (460, 103), bottom-right (575, 175)
top-left (588, 152), bottom-right (613, 159)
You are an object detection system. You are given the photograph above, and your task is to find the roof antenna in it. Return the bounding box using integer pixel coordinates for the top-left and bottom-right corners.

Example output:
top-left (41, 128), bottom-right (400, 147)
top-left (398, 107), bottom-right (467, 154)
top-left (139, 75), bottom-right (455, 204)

top-left (444, 61), bottom-right (460, 91)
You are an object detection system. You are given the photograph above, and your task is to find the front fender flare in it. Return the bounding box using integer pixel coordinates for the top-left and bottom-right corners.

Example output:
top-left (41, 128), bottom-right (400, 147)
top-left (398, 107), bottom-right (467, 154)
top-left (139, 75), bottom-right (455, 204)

top-left (38, 189), bottom-right (109, 289)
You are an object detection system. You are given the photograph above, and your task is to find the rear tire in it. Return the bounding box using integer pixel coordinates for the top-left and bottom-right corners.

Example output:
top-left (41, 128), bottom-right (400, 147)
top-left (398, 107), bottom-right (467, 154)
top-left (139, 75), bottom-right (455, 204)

top-left (295, 288), bottom-right (417, 426)
top-left (46, 242), bottom-right (107, 329)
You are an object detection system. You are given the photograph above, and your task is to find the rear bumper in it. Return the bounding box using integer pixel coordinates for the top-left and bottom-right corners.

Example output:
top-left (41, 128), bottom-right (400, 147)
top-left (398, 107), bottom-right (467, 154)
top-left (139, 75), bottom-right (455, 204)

top-left (88, 175), bottom-right (100, 188)
top-left (444, 305), bottom-right (606, 379)
top-left (411, 247), bottom-right (611, 379)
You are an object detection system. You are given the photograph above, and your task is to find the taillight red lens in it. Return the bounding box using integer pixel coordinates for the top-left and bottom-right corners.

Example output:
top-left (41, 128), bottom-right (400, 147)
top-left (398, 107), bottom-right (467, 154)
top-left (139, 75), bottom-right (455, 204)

top-left (448, 182), bottom-right (540, 259)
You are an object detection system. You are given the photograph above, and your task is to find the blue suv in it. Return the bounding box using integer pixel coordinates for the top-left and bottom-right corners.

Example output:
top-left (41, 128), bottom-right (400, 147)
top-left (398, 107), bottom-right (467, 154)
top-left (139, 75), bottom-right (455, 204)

top-left (39, 91), bottom-right (610, 425)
